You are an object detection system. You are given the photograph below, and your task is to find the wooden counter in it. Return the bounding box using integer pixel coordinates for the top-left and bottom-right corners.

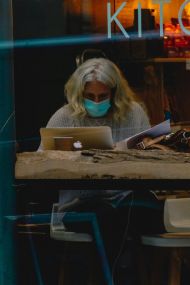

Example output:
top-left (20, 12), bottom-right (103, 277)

top-left (15, 149), bottom-right (190, 180)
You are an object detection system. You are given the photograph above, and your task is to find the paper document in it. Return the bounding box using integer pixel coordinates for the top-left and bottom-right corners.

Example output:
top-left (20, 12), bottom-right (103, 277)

top-left (116, 120), bottom-right (171, 150)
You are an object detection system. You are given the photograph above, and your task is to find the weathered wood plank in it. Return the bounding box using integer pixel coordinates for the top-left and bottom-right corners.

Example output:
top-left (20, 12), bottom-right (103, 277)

top-left (15, 150), bottom-right (190, 179)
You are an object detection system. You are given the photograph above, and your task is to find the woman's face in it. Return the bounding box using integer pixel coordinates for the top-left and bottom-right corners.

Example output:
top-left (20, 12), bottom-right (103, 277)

top-left (83, 81), bottom-right (112, 103)
top-left (83, 80), bottom-right (112, 118)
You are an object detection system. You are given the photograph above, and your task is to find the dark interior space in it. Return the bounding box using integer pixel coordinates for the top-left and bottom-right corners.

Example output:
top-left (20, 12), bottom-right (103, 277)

top-left (13, 42), bottom-right (119, 151)
top-left (13, 40), bottom-right (165, 152)
top-left (10, 2), bottom-right (190, 285)
top-left (13, 0), bottom-right (166, 152)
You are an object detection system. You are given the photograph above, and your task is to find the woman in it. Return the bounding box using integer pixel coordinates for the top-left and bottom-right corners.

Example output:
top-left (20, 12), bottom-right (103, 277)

top-left (45, 57), bottom-right (150, 142)
top-left (41, 58), bottom-right (155, 283)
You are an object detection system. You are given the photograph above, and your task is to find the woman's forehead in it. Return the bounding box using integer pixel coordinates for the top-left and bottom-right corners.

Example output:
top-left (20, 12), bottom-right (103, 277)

top-left (84, 81), bottom-right (111, 92)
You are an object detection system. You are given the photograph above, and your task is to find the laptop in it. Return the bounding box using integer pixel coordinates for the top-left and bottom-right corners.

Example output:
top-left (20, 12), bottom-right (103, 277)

top-left (40, 126), bottom-right (114, 150)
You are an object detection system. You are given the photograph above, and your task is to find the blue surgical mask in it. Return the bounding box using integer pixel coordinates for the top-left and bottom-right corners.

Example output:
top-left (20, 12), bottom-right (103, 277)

top-left (84, 98), bottom-right (111, 118)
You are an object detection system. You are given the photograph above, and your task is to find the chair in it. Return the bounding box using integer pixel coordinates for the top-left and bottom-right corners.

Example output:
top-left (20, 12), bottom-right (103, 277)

top-left (10, 206), bottom-right (112, 285)
top-left (13, 191), bottom-right (162, 285)
top-left (51, 191), bottom-right (162, 285)
top-left (6, 212), bottom-right (52, 285)
top-left (75, 49), bottom-right (107, 67)
top-left (50, 203), bottom-right (113, 285)
top-left (141, 197), bottom-right (190, 285)
top-left (164, 198), bottom-right (190, 233)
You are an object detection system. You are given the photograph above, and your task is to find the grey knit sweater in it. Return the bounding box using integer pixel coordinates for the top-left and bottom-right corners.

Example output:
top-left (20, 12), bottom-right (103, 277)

top-left (43, 101), bottom-right (150, 204)
top-left (46, 101), bottom-right (150, 143)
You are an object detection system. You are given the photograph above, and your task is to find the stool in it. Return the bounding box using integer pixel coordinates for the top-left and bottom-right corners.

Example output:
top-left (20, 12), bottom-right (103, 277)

top-left (140, 197), bottom-right (190, 285)
top-left (164, 198), bottom-right (190, 233)
top-left (8, 209), bottom-right (113, 285)
top-left (141, 233), bottom-right (190, 285)
top-left (50, 204), bottom-right (113, 285)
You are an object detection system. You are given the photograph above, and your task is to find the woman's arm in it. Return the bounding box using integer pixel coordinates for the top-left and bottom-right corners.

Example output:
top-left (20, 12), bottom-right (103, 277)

top-left (37, 105), bottom-right (74, 151)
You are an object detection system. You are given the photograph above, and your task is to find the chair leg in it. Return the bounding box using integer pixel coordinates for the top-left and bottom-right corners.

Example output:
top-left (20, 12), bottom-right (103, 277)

top-left (28, 233), bottom-right (45, 285)
top-left (58, 261), bottom-right (65, 285)
top-left (58, 243), bottom-right (103, 285)
top-left (58, 257), bottom-right (71, 285)
top-left (150, 247), bottom-right (167, 285)
top-left (138, 246), bottom-right (167, 285)
top-left (137, 245), bottom-right (149, 285)
top-left (168, 248), bottom-right (182, 285)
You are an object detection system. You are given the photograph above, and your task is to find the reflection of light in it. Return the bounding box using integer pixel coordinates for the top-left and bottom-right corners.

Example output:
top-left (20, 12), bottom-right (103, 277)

top-left (0, 32), bottom-right (164, 50)
top-left (185, 3), bottom-right (190, 17)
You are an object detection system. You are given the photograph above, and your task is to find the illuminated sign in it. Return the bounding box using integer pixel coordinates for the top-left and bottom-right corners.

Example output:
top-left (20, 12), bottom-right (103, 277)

top-left (107, 0), bottom-right (190, 38)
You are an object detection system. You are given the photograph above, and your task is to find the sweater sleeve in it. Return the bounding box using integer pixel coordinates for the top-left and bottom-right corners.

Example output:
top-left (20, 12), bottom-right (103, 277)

top-left (37, 105), bottom-right (74, 150)
top-left (114, 102), bottom-right (151, 150)
top-left (137, 103), bottom-right (151, 131)
top-left (126, 102), bottom-right (151, 135)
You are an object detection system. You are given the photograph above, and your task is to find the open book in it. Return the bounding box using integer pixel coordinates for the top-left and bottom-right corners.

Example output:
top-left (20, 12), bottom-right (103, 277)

top-left (115, 120), bottom-right (171, 151)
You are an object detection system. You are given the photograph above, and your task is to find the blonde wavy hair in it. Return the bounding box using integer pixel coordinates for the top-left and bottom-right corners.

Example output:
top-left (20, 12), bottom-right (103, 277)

top-left (65, 57), bottom-right (136, 121)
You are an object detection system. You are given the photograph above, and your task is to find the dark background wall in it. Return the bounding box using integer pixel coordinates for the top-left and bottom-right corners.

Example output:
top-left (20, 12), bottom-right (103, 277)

top-left (13, 0), bottom-right (118, 151)
top-left (13, 42), bottom-right (121, 151)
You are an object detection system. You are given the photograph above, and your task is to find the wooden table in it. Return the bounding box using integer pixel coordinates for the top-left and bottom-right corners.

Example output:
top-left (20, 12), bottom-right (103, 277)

top-left (15, 149), bottom-right (190, 182)
top-left (15, 148), bottom-right (190, 285)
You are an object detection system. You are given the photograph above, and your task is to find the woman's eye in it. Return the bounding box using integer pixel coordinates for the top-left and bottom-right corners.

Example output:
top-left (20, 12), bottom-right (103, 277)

top-left (86, 95), bottom-right (94, 100)
top-left (100, 94), bottom-right (109, 100)
top-left (84, 93), bottom-right (109, 101)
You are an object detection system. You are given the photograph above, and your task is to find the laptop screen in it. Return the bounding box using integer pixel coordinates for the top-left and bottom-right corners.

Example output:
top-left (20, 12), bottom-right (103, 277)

top-left (40, 126), bottom-right (114, 150)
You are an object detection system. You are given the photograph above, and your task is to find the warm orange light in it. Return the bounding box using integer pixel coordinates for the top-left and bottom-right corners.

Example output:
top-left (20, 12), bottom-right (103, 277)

top-left (185, 3), bottom-right (190, 17)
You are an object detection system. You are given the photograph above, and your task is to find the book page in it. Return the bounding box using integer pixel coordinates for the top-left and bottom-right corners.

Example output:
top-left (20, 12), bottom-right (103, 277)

top-left (115, 120), bottom-right (171, 150)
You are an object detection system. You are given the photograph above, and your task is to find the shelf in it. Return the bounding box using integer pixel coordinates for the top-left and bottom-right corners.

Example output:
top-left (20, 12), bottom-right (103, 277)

top-left (152, 57), bottom-right (190, 63)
